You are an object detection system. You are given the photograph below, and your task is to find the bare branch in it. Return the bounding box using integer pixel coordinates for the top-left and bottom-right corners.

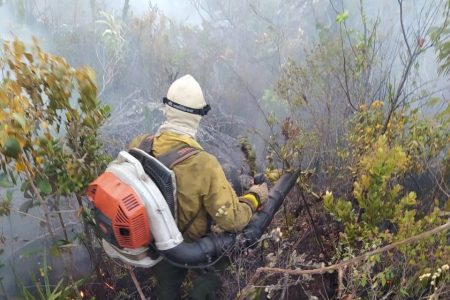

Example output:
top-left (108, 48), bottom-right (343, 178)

top-left (398, 0), bottom-right (412, 57)
top-left (238, 221), bottom-right (450, 298)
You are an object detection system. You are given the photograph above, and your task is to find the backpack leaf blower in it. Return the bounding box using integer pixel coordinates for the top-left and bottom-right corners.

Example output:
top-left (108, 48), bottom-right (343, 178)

top-left (87, 148), bottom-right (300, 268)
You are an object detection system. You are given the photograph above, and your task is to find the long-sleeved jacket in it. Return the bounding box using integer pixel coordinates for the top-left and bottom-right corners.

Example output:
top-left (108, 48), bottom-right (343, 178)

top-left (129, 132), bottom-right (253, 241)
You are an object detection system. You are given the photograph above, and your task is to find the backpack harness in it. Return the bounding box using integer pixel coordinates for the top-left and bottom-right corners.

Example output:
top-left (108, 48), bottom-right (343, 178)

top-left (138, 134), bottom-right (202, 234)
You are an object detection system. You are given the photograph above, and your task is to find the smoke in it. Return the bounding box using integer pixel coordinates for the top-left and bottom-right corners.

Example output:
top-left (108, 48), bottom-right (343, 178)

top-left (0, 0), bottom-right (447, 170)
top-left (0, 0), bottom-right (449, 297)
top-left (0, 4), bottom-right (33, 42)
top-left (0, 2), bottom-right (51, 50)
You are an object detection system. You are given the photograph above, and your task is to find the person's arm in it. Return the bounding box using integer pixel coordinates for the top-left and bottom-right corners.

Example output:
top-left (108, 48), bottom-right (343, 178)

top-left (202, 156), bottom-right (254, 232)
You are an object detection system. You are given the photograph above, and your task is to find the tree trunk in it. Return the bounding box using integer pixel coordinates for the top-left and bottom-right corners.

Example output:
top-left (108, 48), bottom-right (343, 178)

top-left (90, 0), bottom-right (96, 22)
top-left (122, 0), bottom-right (130, 20)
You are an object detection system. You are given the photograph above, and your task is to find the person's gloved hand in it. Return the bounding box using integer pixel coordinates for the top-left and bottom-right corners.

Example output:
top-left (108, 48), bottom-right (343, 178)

top-left (249, 182), bottom-right (269, 204)
top-left (241, 182), bottom-right (269, 212)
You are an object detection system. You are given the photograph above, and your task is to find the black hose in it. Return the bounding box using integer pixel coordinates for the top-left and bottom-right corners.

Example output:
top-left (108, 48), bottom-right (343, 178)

top-left (160, 170), bottom-right (300, 268)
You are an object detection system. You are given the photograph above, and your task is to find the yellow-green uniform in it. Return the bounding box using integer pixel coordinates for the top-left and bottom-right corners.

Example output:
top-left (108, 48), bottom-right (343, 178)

top-left (129, 131), bottom-right (255, 241)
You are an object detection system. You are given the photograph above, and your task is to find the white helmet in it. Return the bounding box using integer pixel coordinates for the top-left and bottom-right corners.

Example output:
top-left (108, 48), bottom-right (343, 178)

top-left (158, 75), bottom-right (211, 138)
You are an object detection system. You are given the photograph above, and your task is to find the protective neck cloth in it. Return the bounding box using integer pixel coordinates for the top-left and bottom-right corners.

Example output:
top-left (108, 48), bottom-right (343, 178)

top-left (157, 106), bottom-right (202, 138)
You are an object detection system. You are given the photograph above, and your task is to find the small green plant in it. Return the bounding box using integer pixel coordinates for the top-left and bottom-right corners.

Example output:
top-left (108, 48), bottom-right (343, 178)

top-left (96, 11), bottom-right (126, 58)
top-left (21, 253), bottom-right (82, 300)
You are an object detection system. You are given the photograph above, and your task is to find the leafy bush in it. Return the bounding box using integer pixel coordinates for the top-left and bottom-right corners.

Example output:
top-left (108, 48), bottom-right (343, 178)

top-left (0, 38), bottom-right (111, 293)
top-left (0, 39), bottom-right (110, 200)
top-left (323, 103), bottom-right (450, 298)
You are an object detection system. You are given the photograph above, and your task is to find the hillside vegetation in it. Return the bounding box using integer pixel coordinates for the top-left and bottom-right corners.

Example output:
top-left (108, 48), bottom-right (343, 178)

top-left (0, 0), bottom-right (449, 299)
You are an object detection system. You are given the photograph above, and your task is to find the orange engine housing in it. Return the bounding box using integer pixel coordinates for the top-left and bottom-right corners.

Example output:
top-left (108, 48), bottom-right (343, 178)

top-left (87, 172), bottom-right (151, 249)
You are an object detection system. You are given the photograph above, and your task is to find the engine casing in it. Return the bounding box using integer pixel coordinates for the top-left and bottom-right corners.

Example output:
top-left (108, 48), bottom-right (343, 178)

top-left (87, 150), bottom-right (183, 267)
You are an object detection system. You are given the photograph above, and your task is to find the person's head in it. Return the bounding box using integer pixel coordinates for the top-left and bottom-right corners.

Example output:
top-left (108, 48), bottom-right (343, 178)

top-left (159, 74), bottom-right (210, 138)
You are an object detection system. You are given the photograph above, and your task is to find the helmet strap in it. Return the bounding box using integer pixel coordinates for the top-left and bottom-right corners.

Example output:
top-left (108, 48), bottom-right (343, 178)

top-left (163, 97), bottom-right (211, 116)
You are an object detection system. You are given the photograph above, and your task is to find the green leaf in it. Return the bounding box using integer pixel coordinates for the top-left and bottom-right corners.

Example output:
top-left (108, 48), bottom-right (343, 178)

top-left (444, 199), bottom-right (450, 211)
top-left (380, 273), bottom-right (386, 286)
top-left (6, 190), bottom-right (13, 202)
top-left (12, 112), bottom-right (26, 128)
top-left (436, 104), bottom-right (450, 121)
top-left (37, 179), bottom-right (52, 195)
top-left (336, 11), bottom-right (349, 24)
top-left (19, 199), bottom-right (34, 213)
top-left (427, 97), bottom-right (440, 107)
top-left (399, 288), bottom-right (409, 297)
top-left (20, 181), bottom-right (30, 192)
top-left (360, 276), bottom-right (367, 286)
top-left (56, 239), bottom-right (71, 246)
top-left (0, 173), bottom-right (12, 188)
top-left (49, 244), bottom-right (59, 257)
top-left (3, 137), bottom-right (21, 158)
top-left (19, 180), bottom-right (33, 199)
top-left (43, 252), bottom-right (51, 297)
top-left (428, 26), bottom-right (441, 43)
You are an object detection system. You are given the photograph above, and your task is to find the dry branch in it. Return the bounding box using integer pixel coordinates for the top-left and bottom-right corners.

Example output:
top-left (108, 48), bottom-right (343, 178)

top-left (238, 221), bottom-right (450, 299)
top-left (127, 265), bottom-right (146, 300)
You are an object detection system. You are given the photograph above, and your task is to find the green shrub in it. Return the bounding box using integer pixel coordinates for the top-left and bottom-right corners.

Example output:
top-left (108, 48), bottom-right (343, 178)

top-left (324, 103), bottom-right (450, 298)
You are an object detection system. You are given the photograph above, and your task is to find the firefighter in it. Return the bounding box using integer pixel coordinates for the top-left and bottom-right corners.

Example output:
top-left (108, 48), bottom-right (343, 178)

top-left (129, 74), bottom-right (268, 300)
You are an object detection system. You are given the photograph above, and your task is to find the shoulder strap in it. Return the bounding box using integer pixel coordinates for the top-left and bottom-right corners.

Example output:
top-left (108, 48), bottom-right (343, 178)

top-left (138, 134), bottom-right (155, 155)
top-left (138, 134), bottom-right (200, 169)
top-left (138, 133), bottom-right (202, 235)
top-left (158, 147), bottom-right (200, 169)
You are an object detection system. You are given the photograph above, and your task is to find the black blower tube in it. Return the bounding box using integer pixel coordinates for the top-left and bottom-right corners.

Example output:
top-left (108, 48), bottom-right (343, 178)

top-left (160, 170), bottom-right (301, 267)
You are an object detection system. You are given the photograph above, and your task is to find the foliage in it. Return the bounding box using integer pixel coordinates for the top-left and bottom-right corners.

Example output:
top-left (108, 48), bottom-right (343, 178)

top-left (1, 0), bottom-right (450, 299)
top-left (21, 253), bottom-right (81, 300)
top-left (431, 0), bottom-right (450, 75)
top-left (323, 103), bottom-right (450, 298)
top-left (0, 38), bottom-right (110, 294)
top-left (336, 11), bottom-right (349, 24)
top-left (273, 10), bottom-right (383, 185)
top-left (0, 38), bottom-right (111, 204)
top-left (96, 11), bottom-right (126, 58)
top-left (0, 40), bottom-right (109, 202)
top-left (347, 100), bottom-right (449, 192)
